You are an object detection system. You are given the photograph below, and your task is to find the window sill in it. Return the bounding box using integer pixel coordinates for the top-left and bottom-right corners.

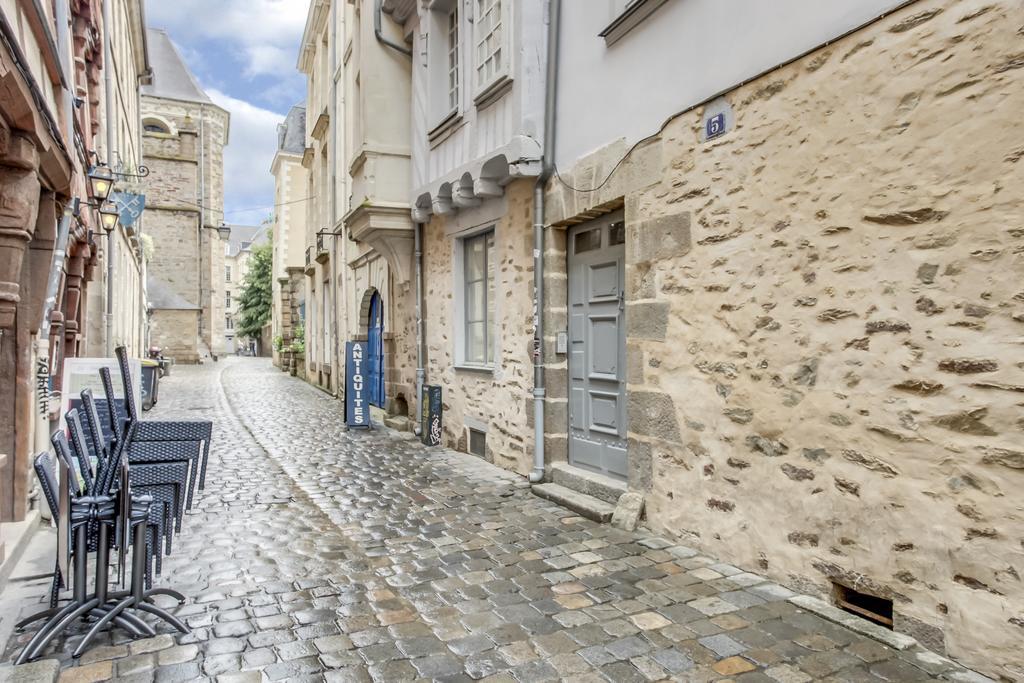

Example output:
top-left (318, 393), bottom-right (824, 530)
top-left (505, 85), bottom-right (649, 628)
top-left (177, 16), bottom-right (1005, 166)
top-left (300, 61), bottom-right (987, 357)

top-left (428, 111), bottom-right (464, 148)
top-left (473, 74), bottom-right (513, 111)
top-left (454, 363), bottom-right (496, 374)
top-left (599, 0), bottom-right (670, 46)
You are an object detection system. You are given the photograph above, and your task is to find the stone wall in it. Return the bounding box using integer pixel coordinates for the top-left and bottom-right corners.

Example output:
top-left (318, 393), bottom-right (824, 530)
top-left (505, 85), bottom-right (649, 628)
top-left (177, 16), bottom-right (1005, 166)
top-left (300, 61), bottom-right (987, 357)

top-left (141, 96), bottom-right (229, 359)
top-left (150, 309), bottom-right (199, 364)
top-left (419, 179), bottom-right (537, 472)
top-left (547, 0), bottom-right (1023, 677)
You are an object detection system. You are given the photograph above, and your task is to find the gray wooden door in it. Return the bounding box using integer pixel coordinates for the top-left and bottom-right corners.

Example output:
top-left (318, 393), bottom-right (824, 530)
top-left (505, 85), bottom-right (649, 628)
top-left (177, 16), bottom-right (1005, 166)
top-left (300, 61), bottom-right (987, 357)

top-left (568, 213), bottom-right (627, 479)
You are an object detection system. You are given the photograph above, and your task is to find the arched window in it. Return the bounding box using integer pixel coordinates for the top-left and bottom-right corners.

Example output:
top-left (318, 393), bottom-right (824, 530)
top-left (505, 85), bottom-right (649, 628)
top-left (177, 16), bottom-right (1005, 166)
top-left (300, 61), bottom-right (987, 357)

top-left (143, 118), bottom-right (170, 134)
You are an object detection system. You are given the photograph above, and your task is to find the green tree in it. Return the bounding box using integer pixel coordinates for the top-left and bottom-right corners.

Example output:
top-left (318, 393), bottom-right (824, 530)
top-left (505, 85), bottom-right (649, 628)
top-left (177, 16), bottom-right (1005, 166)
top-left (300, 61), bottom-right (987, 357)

top-left (236, 242), bottom-right (272, 339)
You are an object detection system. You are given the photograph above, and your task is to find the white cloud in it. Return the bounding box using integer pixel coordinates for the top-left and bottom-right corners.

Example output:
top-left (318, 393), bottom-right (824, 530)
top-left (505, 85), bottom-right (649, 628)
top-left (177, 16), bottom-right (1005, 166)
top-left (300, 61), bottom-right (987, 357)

top-left (146, 0), bottom-right (308, 79)
top-left (207, 89), bottom-right (284, 225)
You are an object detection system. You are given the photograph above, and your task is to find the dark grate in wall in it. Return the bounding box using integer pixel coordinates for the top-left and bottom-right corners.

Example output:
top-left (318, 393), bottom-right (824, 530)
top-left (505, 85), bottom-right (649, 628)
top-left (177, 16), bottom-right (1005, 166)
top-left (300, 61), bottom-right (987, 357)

top-left (833, 582), bottom-right (893, 629)
top-left (469, 428), bottom-right (486, 458)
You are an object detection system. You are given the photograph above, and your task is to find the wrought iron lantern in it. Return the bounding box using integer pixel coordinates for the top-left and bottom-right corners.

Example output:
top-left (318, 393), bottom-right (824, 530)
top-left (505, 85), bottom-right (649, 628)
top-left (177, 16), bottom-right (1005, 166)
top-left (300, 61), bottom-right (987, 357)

top-left (87, 164), bottom-right (115, 202)
top-left (98, 201), bottom-right (121, 233)
top-left (216, 223), bottom-right (231, 241)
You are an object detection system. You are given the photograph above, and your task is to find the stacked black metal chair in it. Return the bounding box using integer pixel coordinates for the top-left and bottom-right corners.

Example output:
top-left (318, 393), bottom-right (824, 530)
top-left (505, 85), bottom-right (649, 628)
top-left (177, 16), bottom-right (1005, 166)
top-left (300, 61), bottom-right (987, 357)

top-left (15, 347), bottom-right (203, 663)
top-left (114, 347), bottom-right (212, 496)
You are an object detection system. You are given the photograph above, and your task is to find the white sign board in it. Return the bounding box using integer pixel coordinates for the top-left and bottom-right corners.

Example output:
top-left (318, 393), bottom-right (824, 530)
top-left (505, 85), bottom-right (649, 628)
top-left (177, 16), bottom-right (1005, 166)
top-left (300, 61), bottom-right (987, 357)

top-left (60, 357), bottom-right (141, 431)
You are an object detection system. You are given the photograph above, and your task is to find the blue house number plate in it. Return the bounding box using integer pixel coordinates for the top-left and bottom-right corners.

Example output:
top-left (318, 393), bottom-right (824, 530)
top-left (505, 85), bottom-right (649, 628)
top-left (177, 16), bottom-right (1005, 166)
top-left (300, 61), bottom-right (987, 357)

top-left (706, 112), bottom-right (726, 140)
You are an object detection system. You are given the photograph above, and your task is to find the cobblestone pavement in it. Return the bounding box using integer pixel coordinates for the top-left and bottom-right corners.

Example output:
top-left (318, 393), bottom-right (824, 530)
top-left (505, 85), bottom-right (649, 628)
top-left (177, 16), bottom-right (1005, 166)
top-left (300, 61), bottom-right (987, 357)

top-left (1, 359), bottom-right (991, 682)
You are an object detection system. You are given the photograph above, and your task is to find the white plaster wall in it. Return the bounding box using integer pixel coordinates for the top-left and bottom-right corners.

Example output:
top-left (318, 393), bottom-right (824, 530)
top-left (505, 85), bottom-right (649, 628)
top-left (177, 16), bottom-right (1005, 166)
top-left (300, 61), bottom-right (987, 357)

top-left (409, 0), bottom-right (547, 192)
top-left (555, 0), bottom-right (909, 167)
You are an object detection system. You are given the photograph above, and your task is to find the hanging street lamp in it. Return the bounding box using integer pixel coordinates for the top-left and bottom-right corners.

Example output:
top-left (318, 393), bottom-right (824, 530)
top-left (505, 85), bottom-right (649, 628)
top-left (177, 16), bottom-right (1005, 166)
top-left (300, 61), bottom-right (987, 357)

top-left (216, 223), bottom-right (231, 241)
top-left (98, 201), bottom-right (121, 233)
top-left (87, 163), bottom-right (115, 202)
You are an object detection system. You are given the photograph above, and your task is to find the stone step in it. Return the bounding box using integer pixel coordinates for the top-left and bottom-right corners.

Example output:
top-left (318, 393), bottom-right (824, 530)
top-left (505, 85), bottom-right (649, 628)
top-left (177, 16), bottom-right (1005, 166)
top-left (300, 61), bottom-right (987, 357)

top-left (531, 483), bottom-right (616, 523)
top-left (550, 462), bottom-right (627, 505)
top-left (384, 415), bottom-right (412, 432)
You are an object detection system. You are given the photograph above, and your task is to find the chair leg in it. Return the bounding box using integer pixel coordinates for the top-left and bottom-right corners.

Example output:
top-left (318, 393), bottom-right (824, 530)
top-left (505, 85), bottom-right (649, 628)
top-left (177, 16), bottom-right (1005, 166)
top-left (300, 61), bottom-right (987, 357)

top-left (16, 597), bottom-right (100, 664)
top-left (73, 596), bottom-right (136, 658)
top-left (135, 601), bottom-right (188, 633)
top-left (144, 587), bottom-right (186, 603)
top-left (199, 438), bottom-right (210, 490)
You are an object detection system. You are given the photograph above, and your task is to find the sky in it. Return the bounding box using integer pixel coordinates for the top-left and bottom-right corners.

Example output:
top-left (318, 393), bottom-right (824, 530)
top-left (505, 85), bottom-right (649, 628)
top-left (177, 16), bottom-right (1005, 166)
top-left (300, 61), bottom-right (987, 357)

top-left (144, 0), bottom-right (309, 226)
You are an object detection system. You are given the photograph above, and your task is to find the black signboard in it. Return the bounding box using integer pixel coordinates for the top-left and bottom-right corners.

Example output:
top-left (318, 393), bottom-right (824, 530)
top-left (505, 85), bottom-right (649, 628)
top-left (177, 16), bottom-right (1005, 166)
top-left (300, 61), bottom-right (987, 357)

top-left (421, 385), bottom-right (442, 447)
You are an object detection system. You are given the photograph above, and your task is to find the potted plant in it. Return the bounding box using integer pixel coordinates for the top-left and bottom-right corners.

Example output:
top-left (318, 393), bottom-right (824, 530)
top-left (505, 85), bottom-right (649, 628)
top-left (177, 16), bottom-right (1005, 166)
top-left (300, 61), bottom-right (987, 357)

top-left (288, 323), bottom-right (305, 377)
top-left (273, 334), bottom-right (285, 369)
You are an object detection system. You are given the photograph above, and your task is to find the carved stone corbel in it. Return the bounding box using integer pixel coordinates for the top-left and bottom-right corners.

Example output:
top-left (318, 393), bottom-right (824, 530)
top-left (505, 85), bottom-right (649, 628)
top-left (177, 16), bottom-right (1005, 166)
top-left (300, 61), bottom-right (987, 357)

top-left (0, 134), bottom-right (41, 328)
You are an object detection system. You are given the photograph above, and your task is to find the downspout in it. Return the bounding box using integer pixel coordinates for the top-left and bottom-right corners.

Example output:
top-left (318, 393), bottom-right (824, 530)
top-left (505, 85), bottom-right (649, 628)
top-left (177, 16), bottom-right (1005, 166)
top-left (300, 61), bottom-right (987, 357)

top-left (374, 0), bottom-right (412, 57)
top-left (413, 221), bottom-right (424, 436)
top-left (103, 0), bottom-right (116, 356)
top-left (197, 105), bottom-right (206, 353)
top-left (329, 0), bottom-right (339, 398)
top-left (530, 0), bottom-right (560, 484)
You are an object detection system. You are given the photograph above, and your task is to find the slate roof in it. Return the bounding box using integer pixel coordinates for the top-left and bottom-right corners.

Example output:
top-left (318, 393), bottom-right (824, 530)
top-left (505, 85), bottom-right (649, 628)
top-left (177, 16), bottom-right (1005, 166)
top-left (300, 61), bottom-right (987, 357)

top-left (142, 29), bottom-right (211, 103)
top-left (147, 275), bottom-right (199, 310)
top-left (278, 105), bottom-right (306, 155)
top-left (226, 224), bottom-right (271, 258)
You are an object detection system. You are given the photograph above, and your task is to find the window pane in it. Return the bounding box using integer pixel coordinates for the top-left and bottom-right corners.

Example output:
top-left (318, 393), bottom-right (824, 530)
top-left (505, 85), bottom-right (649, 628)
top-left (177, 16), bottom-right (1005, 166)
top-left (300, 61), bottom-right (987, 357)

top-left (466, 322), bottom-right (486, 363)
top-left (609, 221), bottom-right (625, 246)
top-left (574, 228), bottom-right (601, 254)
top-left (486, 233), bottom-right (495, 360)
top-left (466, 280), bottom-right (485, 323)
top-left (465, 234), bottom-right (485, 280)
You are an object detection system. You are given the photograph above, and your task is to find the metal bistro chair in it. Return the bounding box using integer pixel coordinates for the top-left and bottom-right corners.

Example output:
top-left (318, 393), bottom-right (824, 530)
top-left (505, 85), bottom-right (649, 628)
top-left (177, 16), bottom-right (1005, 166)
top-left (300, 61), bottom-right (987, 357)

top-left (82, 389), bottom-right (187, 548)
top-left (66, 411), bottom-right (173, 583)
top-left (15, 453), bottom-right (156, 663)
top-left (99, 366), bottom-right (203, 518)
top-left (115, 346), bottom-right (213, 493)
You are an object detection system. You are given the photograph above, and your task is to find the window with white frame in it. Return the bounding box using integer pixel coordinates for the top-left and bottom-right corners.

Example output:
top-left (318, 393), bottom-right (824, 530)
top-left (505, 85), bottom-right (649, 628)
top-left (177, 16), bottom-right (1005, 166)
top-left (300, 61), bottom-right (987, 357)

top-left (225, 265), bottom-right (232, 283)
top-left (462, 230), bottom-right (495, 365)
top-left (225, 315), bottom-right (233, 330)
top-left (225, 290), bottom-right (232, 308)
top-left (427, 1), bottom-right (462, 128)
top-left (447, 5), bottom-right (460, 111)
top-left (474, 0), bottom-right (505, 90)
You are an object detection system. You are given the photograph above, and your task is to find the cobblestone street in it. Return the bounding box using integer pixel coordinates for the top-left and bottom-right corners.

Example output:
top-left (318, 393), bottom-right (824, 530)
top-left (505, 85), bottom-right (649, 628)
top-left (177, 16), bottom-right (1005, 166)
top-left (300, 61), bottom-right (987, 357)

top-left (2, 359), bottom-right (990, 682)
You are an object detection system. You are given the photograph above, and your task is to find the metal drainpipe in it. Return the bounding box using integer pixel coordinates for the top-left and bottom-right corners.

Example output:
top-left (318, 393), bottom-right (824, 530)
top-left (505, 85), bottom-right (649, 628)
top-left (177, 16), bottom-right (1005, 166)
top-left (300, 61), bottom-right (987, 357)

top-left (198, 105), bottom-right (206, 352)
top-left (530, 0), bottom-right (561, 484)
top-left (329, 0), bottom-right (340, 398)
top-left (414, 221), bottom-right (424, 436)
top-left (103, 0), bottom-right (116, 356)
top-left (374, 0), bottom-right (412, 57)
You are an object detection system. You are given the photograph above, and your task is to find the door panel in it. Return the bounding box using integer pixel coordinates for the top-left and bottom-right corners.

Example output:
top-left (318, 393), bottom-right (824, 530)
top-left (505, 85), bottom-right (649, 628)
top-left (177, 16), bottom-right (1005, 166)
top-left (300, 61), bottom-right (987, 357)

top-left (568, 213), bottom-right (628, 480)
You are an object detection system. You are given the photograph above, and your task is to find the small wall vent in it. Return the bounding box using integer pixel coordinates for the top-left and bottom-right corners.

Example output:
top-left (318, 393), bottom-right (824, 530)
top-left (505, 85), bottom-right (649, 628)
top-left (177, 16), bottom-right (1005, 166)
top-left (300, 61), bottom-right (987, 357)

top-left (832, 582), bottom-right (893, 629)
top-left (468, 428), bottom-right (486, 458)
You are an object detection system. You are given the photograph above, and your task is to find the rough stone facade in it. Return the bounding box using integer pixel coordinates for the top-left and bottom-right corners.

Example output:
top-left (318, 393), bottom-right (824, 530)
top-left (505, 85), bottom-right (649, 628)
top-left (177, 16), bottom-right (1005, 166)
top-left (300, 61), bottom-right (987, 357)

top-left (546, 1), bottom-right (1023, 678)
top-left (415, 180), bottom-right (538, 473)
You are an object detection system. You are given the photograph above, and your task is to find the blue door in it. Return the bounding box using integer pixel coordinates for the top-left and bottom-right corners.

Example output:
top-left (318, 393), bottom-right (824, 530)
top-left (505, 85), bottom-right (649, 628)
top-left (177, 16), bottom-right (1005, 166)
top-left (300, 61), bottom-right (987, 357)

top-left (367, 292), bottom-right (385, 408)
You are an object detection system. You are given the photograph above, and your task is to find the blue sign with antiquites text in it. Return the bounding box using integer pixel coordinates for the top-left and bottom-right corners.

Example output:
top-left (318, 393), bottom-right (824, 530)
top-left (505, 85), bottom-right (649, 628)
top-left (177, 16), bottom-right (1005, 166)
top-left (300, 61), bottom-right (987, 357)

top-left (345, 341), bottom-right (370, 428)
top-left (110, 191), bottom-right (146, 227)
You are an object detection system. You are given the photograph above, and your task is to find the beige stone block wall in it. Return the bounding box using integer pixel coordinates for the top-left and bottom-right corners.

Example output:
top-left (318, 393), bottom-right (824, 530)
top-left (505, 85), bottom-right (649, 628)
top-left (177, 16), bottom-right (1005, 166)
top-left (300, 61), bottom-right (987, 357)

top-left (150, 309), bottom-right (200, 363)
top-left (417, 179), bottom-right (537, 472)
top-left (550, 1), bottom-right (1023, 677)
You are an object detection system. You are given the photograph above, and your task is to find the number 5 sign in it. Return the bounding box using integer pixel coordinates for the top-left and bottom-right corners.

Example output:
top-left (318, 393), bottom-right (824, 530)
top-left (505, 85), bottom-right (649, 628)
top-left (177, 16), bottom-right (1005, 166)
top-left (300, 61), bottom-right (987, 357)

top-left (702, 98), bottom-right (733, 142)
